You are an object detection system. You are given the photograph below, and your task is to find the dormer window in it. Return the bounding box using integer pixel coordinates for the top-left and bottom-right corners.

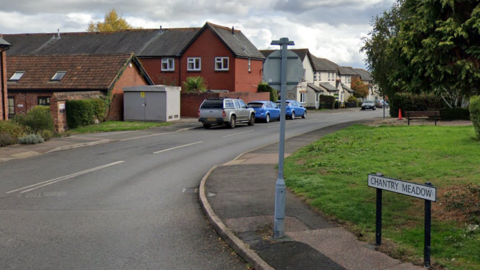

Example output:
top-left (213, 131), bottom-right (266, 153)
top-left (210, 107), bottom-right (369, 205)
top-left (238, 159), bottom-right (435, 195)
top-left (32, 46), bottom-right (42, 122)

top-left (9, 71), bottom-right (25, 81)
top-left (51, 71), bottom-right (66, 81)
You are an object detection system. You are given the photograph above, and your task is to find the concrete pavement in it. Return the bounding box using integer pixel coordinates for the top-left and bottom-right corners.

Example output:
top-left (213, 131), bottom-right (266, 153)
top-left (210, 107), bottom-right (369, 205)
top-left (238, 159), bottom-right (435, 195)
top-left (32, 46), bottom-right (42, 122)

top-left (199, 121), bottom-right (425, 270)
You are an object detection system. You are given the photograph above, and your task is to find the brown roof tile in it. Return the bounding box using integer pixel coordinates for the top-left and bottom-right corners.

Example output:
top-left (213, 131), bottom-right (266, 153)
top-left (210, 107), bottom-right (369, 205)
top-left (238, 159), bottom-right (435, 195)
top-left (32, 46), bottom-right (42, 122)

top-left (7, 53), bottom-right (135, 90)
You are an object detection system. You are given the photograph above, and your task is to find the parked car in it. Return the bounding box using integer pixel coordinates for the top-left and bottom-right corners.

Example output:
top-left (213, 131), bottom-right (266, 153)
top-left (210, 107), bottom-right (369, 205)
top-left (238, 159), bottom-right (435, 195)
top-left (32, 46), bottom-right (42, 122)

top-left (198, 98), bottom-right (255, 129)
top-left (380, 100), bottom-right (389, 108)
top-left (374, 100), bottom-right (389, 108)
top-left (247, 100), bottom-right (281, 123)
top-left (275, 100), bottom-right (307, 119)
top-left (361, 100), bottom-right (376, 110)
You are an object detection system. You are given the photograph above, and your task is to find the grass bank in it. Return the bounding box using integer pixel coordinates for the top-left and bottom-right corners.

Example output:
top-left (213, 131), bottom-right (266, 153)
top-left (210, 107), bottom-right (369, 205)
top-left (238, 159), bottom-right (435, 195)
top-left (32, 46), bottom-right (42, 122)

top-left (284, 124), bottom-right (480, 270)
top-left (67, 121), bottom-right (172, 134)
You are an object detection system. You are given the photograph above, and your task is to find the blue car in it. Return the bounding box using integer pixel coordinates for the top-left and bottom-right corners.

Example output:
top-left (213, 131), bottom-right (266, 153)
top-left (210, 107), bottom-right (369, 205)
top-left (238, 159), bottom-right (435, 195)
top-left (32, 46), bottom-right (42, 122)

top-left (275, 100), bottom-right (307, 119)
top-left (247, 100), bottom-right (281, 123)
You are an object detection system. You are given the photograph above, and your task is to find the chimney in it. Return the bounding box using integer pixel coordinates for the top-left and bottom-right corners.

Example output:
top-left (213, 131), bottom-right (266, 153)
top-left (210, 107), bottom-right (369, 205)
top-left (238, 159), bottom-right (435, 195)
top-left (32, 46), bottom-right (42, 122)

top-left (232, 26), bottom-right (234, 35)
top-left (57, 29), bottom-right (61, 39)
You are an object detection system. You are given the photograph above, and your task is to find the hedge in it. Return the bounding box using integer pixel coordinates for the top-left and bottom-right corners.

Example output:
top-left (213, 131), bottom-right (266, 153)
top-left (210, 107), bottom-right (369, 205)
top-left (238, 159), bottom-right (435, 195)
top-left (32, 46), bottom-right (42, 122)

top-left (258, 82), bottom-right (278, 102)
top-left (66, 99), bottom-right (105, 129)
top-left (389, 93), bottom-right (444, 117)
top-left (320, 95), bottom-right (335, 109)
top-left (439, 108), bottom-right (470, 121)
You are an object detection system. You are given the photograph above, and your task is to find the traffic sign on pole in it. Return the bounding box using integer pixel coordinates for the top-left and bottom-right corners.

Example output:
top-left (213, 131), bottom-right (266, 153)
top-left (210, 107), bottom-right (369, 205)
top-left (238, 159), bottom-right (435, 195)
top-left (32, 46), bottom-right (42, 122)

top-left (268, 37), bottom-right (302, 239)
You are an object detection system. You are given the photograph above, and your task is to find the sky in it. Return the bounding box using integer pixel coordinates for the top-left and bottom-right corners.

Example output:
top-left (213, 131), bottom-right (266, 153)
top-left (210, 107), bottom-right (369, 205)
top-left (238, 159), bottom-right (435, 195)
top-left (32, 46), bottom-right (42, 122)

top-left (0, 0), bottom-right (396, 69)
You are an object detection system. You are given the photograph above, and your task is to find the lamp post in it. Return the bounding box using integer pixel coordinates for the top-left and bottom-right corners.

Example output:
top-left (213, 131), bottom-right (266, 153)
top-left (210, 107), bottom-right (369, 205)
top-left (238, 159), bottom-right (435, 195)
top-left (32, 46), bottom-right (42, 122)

top-left (0, 36), bottom-right (12, 120)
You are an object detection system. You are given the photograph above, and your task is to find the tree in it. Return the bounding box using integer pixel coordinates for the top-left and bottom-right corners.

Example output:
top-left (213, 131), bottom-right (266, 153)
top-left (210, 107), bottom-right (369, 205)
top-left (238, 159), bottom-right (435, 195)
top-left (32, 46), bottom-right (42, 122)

top-left (362, 0), bottom-right (480, 108)
top-left (350, 77), bottom-right (369, 98)
top-left (87, 9), bottom-right (135, 32)
top-left (361, 1), bottom-right (405, 100)
top-left (183, 76), bottom-right (208, 94)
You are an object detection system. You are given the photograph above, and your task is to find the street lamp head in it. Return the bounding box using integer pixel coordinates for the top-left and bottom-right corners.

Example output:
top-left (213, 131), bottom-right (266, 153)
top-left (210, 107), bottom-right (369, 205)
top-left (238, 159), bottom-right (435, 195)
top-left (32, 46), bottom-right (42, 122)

top-left (0, 36), bottom-right (12, 51)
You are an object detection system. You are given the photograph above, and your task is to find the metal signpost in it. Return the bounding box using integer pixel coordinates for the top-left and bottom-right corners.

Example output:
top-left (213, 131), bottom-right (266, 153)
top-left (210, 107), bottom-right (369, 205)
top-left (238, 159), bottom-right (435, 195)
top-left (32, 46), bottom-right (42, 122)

top-left (263, 38), bottom-right (303, 238)
top-left (368, 173), bottom-right (437, 268)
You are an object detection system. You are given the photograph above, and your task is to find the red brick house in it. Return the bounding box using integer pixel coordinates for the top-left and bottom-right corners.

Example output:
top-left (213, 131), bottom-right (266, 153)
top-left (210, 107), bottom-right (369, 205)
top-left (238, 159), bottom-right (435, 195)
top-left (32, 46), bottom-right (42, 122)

top-left (180, 22), bottom-right (265, 92)
top-left (0, 36), bottom-right (12, 120)
top-left (4, 22), bottom-right (267, 118)
top-left (6, 53), bottom-right (153, 131)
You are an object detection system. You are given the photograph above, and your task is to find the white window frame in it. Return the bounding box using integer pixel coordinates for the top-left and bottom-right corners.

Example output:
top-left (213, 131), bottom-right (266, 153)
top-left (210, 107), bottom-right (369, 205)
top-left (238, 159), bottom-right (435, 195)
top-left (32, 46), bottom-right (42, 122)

top-left (51, 71), bottom-right (67, 81)
top-left (161, 58), bottom-right (175, 71)
top-left (314, 72), bottom-right (317, 81)
top-left (215, 57), bottom-right (229, 71)
top-left (300, 92), bottom-right (306, 103)
top-left (187, 57), bottom-right (201, 71)
top-left (328, 72), bottom-right (331, 81)
top-left (9, 71), bottom-right (25, 81)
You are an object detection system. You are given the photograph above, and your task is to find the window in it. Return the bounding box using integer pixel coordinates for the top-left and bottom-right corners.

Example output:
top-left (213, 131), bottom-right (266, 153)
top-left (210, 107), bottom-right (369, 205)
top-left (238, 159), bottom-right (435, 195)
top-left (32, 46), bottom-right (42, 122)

top-left (51, 71), bottom-right (66, 81)
top-left (7, 97), bottom-right (14, 117)
top-left (328, 72), bottom-right (331, 81)
top-left (9, 71), bottom-right (25, 81)
top-left (215, 57), bottom-right (229, 71)
top-left (187, 57), bottom-right (201, 71)
top-left (38, 97), bottom-right (50, 106)
top-left (300, 93), bottom-right (306, 103)
top-left (161, 58), bottom-right (174, 71)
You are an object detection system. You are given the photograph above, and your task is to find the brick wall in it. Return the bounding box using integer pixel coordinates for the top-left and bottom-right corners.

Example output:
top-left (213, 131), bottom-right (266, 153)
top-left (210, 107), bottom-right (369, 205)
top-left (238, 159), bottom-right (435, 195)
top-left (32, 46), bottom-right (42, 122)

top-left (180, 92), bottom-right (270, 117)
top-left (8, 92), bottom-right (53, 116)
top-left (49, 95), bottom-right (67, 133)
top-left (107, 62), bottom-right (150, 121)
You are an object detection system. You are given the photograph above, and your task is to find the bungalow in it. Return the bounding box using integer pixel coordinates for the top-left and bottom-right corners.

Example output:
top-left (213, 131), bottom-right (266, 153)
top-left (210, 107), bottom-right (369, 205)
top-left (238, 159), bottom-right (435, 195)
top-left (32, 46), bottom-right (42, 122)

top-left (6, 53), bottom-right (153, 131)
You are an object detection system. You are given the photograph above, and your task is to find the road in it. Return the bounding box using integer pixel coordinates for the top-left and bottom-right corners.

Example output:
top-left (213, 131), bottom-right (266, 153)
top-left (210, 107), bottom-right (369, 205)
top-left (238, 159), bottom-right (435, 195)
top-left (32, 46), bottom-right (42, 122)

top-left (0, 109), bottom-right (383, 270)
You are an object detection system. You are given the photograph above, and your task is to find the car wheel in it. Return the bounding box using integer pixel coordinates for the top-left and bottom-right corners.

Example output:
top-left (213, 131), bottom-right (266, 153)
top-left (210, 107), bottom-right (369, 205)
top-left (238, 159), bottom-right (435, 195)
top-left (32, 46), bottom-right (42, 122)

top-left (265, 113), bottom-right (270, 123)
top-left (248, 114), bottom-right (255, 126)
top-left (302, 110), bottom-right (307, 119)
top-left (291, 111), bottom-right (295, 120)
top-left (203, 124), bottom-right (211, 129)
top-left (227, 115), bottom-right (236, 129)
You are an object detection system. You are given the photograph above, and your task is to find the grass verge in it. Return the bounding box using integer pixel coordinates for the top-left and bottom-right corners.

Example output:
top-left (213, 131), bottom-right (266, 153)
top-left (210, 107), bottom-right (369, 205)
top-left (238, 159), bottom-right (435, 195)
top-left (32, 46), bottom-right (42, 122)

top-left (284, 124), bottom-right (480, 270)
top-left (66, 121), bottom-right (172, 134)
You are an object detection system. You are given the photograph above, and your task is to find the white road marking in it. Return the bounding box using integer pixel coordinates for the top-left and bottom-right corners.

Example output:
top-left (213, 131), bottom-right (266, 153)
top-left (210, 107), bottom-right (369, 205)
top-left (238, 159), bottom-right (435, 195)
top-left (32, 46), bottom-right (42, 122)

top-left (222, 130), bottom-right (255, 138)
top-left (154, 141), bottom-right (203, 154)
top-left (120, 128), bottom-right (193, 142)
top-left (7, 161), bottom-right (125, 194)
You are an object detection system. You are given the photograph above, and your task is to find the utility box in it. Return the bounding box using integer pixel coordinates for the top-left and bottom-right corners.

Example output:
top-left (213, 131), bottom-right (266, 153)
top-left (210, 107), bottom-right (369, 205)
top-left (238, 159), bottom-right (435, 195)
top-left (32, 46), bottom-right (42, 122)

top-left (123, 85), bottom-right (181, 122)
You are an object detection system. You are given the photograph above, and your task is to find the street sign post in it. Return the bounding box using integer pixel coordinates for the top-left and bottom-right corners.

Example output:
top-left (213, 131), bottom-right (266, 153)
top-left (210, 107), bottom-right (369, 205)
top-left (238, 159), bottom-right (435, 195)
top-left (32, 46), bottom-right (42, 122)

top-left (265, 38), bottom-right (303, 239)
top-left (368, 173), bottom-right (437, 268)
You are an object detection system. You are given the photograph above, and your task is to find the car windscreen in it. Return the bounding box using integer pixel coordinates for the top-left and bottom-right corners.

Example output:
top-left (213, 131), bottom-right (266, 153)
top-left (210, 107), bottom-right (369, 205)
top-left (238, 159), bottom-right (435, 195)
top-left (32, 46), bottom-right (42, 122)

top-left (200, 100), bottom-right (223, 109)
top-left (248, 103), bottom-right (264, 108)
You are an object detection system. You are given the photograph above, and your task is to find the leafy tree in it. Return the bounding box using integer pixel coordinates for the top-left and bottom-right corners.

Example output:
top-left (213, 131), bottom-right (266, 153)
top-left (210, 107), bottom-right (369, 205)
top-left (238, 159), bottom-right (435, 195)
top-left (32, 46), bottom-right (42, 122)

top-left (350, 77), bottom-right (369, 98)
top-left (183, 76), bottom-right (208, 94)
top-left (87, 9), bottom-right (135, 32)
top-left (361, 1), bottom-right (405, 100)
top-left (362, 0), bottom-right (480, 108)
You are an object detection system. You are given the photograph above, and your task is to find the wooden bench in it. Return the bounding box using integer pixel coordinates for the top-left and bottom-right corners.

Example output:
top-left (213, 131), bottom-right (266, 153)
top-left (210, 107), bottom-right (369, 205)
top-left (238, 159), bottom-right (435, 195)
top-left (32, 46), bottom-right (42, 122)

top-left (405, 111), bottom-right (440, 126)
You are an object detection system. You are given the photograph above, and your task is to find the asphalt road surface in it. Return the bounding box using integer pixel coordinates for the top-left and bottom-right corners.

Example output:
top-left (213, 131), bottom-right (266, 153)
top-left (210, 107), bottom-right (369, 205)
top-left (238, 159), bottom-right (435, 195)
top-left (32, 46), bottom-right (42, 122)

top-left (0, 109), bottom-right (382, 270)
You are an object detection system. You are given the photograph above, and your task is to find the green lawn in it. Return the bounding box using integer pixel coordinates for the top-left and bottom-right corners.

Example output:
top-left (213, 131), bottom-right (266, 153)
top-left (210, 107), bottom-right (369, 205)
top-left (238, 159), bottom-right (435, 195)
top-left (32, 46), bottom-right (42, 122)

top-left (67, 121), bottom-right (172, 134)
top-left (284, 124), bottom-right (480, 270)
